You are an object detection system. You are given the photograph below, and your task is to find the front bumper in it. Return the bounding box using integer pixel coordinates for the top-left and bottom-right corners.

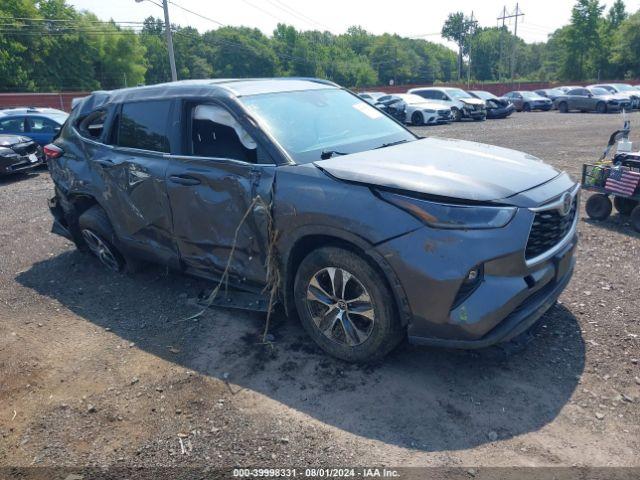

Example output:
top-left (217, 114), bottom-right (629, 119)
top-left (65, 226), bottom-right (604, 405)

top-left (0, 152), bottom-right (43, 175)
top-left (375, 183), bottom-right (579, 349)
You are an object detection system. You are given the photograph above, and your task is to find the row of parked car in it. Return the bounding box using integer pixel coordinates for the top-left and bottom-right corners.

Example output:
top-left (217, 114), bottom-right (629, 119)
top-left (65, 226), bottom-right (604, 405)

top-left (0, 107), bottom-right (68, 176)
top-left (358, 83), bottom-right (640, 126)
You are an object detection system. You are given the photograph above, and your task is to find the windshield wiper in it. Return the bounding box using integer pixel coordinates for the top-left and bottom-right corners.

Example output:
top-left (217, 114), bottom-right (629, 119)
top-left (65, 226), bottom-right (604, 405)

top-left (320, 150), bottom-right (348, 160)
top-left (375, 139), bottom-right (410, 149)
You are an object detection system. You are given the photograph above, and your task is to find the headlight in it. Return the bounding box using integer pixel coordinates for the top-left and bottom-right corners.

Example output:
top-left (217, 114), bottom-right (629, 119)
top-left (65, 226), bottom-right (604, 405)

top-left (424, 109), bottom-right (436, 113)
top-left (380, 192), bottom-right (516, 229)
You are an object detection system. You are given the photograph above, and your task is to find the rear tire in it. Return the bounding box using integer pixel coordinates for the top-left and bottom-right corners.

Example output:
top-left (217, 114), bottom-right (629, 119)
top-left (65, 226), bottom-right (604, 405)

top-left (411, 111), bottom-right (424, 126)
top-left (558, 102), bottom-right (568, 113)
top-left (596, 102), bottom-right (607, 114)
top-left (614, 196), bottom-right (638, 216)
top-left (78, 206), bottom-right (126, 272)
top-left (585, 194), bottom-right (612, 221)
top-left (293, 247), bottom-right (404, 363)
top-left (523, 103), bottom-right (531, 112)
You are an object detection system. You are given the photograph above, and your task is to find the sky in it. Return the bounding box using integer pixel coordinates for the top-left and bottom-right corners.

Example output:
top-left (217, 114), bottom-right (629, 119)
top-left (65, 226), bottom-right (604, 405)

top-left (68, 0), bottom-right (640, 49)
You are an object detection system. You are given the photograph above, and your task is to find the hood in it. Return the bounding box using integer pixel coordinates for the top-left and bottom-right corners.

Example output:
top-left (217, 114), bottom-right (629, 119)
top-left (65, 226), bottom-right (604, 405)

top-left (0, 134), bottom-right (31, 147)
top-left (314, 137), bottom-right (560, 202)
top-left (460, 98), bottom-right (486, 106)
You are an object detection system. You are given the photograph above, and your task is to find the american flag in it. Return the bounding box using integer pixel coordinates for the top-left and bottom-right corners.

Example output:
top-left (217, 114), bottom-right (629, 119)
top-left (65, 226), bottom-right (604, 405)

top-left (605, 167), bottom-right (640, 197)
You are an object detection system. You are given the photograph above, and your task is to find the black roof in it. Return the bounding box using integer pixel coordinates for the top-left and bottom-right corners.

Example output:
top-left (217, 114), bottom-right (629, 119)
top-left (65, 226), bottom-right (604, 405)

top-left (75, 77), bottom-right (339, 116)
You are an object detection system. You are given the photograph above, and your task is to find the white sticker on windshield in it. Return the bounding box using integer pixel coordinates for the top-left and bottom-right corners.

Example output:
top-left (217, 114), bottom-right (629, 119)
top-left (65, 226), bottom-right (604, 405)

top-left (353, 102), bottom-right (383, 119)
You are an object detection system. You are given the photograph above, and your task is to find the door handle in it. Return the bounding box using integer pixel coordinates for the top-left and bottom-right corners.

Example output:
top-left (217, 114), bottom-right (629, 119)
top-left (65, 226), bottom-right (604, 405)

top-left (169, 174), bottom-right (201, 186)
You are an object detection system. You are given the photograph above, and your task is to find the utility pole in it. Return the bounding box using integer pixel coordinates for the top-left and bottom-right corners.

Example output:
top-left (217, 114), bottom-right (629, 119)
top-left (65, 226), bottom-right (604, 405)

top-left (135, 0), bottom-right (177, 82)
top-left (497, 6), bottom-right (507, 80)
top-left (497, 3), bottom-right (524, 83)
top-left (466, 11), bottom-right (478, 88)
top-left (162, 0), bottom-right (178, 82)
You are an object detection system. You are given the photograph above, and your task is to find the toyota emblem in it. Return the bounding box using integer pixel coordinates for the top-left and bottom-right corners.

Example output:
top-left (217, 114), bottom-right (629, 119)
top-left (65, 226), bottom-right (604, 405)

top-left (560, 192), bottom-right (573, 216)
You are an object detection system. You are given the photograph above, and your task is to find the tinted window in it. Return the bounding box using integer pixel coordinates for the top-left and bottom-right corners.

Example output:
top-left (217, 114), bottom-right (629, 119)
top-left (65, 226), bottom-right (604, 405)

top-left (0, 117), bottom-right (25, 133)
top-left (117, 100), bottom-right (171, 152)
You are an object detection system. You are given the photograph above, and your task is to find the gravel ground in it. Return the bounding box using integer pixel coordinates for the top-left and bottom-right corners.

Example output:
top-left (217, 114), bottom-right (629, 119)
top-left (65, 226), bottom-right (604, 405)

top-left (0, 111), bottom-right (639, 471)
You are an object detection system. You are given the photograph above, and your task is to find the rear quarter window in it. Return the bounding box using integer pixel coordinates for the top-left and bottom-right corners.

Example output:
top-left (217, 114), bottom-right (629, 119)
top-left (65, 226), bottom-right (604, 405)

top-left (117, 100), bottom-right (172, 153)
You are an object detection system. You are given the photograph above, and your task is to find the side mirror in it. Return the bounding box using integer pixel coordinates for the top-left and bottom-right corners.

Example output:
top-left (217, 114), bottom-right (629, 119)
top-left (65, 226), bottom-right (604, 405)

top-left (587, 93), bottom-right (593, 98)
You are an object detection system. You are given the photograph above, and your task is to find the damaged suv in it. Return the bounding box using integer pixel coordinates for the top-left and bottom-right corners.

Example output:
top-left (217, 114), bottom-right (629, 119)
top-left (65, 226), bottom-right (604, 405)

top-left (47, 78), bottom-right (578, 362)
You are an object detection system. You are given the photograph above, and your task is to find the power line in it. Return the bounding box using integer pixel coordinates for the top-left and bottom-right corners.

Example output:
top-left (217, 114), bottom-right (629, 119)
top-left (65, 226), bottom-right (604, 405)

top-left (167, 1), bottom-right (225, 27)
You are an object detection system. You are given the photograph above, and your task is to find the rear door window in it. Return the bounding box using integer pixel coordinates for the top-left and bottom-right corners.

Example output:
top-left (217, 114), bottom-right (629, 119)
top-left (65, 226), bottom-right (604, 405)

top-left (117, 100), bottom-right (172, 153)
top-left (0, 117), bottom-right (26, 133)
top-left (27, 116), bottom-right (60, 134)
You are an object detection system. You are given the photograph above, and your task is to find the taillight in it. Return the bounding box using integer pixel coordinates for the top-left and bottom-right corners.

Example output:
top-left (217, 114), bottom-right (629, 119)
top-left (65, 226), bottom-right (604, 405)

top-left (44, 144), bottom-right (63, 159)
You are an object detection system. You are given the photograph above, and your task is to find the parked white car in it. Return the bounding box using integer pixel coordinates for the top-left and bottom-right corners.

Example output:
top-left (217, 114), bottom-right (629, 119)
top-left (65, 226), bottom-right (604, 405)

top-left (407, 87), bottom-right (486, 121)
top-left (377, 93), bottom-right (452, 125)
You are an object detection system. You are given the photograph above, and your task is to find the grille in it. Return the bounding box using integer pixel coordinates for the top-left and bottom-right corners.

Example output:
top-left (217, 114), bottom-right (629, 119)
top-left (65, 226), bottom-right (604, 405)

top-left (12, 141), bottom-right (38, 156)
top-left (525, 198), bottom-right (577, 260)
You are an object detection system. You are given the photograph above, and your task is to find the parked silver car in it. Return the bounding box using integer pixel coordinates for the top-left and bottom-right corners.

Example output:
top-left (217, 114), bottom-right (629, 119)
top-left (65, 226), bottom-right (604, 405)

top-left (588, 84), bottom-right (640, 109)
top-left (555, 87), bottom-right (632, 113)
top-left (407, 87), bottom-right (486, 121)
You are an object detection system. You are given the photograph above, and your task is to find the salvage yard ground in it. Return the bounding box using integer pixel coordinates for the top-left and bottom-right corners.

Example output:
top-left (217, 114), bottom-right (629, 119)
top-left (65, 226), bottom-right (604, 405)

top-left (1, 111), bottom-right (639, 469)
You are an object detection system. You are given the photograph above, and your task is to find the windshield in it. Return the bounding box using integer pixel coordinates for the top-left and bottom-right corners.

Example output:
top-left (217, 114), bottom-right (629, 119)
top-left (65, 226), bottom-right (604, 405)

top-left (48, 113), bottom-right (69, 124)
top-left (397, 94), bottom-right (432, 105)
top-left (471, 91), bottom-right (495, 100)
top-left (522, 92), bottom-right (545, 100)
top-left (612, 84), bottom-right (633, 92)
top-left (241, 88), bottom-right (415, 164)
top-left (446, 89), bottom-right (473, 99)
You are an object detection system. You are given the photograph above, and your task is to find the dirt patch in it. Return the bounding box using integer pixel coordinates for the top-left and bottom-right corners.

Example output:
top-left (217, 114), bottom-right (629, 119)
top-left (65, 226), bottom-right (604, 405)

top-left (1, 112), bottom-right (639, 469)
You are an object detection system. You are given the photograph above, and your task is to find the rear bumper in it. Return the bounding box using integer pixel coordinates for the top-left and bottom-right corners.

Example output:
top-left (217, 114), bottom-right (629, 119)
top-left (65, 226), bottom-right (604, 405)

top-left (48, 195), bottom-right (74, 240)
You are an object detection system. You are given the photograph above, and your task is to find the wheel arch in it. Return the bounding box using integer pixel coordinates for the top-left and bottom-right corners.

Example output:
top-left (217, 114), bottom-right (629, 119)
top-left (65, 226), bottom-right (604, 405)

top-left (280, 227), bottom-right (412, 327)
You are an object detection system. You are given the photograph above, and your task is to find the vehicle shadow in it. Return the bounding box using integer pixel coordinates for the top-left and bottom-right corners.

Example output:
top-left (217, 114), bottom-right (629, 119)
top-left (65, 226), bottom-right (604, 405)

top-left (0, 171), bottom-right (41, 186)
top-left (17, 250), bottom-right (585, 452)
top-left (582, 215), bottom-right (640, 238)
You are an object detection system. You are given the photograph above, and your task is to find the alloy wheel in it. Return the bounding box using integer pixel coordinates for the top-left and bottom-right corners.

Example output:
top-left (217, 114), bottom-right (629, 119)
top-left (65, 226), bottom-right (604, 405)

top-left (81, 229), bottom-right (121, 272)
top-left (305, 267), bottom-right (375, 347)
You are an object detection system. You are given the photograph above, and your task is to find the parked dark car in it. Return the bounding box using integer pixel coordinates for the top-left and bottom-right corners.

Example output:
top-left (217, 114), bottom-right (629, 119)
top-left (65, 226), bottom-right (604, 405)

top-left (47, 78), bottom-right (578, 362)
top-left (555, 87), bottom-right (632, 113)
top-left (468, 90), bottom-right (515, 119)
top-left (0, 134), bottom-right (44, 175)
top-left (534, 88), bottom-right (566, 103)
top-left (503, 91), bottom-right (553, 112)
top-left (373, 95), bottom-right (408, 123)
top-left (358, 91), bottom-right (386, 104)
top-left (0, 110), bottom-right (68, 146)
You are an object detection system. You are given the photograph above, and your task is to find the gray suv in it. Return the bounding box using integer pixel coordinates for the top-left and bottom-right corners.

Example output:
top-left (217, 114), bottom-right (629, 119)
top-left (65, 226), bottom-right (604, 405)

top-left (46, 78), bottom-right (578, 362)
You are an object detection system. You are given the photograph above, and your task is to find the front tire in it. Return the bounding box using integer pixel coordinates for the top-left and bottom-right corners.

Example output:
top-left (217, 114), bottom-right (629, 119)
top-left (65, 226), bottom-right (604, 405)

top-left (596, 102), bottom-right (607, 114)
top-left (451, 107), bottom-right (462, 122)
top-left (293, 247), bottom-right (404, 362)
top-left (411, 111), bottom-right (424, 126)
top-left (558, 102), bottom-right (568, 113)
top-left (586, 194), bottom-right (612, 221)
top-left (523, 103), bottom-right (531, 112)
top-left (78, 206), bottom-right (126, 272)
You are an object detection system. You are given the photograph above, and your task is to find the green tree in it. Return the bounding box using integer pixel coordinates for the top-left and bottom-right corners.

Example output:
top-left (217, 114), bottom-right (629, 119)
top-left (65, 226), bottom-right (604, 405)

top-left (611, 11), bottom-right (640, 78)
top-left (607, 0), bottom-right (627, 28)
top-left (441, 12), bottom-right (473, 80)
